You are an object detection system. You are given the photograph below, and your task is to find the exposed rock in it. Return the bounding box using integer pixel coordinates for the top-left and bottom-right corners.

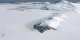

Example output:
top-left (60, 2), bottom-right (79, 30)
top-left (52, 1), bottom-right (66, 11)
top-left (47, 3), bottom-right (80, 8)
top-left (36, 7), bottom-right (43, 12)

top-left (33, 22), bottom-right (57, 33)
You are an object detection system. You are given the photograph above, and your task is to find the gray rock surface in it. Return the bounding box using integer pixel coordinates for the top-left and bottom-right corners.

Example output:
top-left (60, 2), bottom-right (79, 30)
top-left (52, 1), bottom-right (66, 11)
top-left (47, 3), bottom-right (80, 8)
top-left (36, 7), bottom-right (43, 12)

top-left (34, 22), bottom-right (57, 33)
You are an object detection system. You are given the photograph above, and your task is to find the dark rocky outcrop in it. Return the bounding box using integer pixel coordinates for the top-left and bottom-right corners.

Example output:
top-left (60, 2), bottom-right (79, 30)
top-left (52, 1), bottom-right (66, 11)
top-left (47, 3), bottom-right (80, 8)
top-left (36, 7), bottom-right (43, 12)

top-left (33, 22), bottom-right (57, 33)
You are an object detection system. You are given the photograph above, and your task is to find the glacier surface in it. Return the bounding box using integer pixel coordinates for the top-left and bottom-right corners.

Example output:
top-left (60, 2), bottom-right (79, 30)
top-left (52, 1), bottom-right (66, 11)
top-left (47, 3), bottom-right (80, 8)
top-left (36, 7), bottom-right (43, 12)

top-left (0, 0), bottom-right (80, 40)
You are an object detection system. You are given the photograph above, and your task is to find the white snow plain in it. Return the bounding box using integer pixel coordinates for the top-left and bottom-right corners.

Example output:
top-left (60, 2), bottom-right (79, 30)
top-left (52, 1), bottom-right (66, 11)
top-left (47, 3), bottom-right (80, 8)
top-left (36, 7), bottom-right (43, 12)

top-left (0, 0), bottom-right (80, 40)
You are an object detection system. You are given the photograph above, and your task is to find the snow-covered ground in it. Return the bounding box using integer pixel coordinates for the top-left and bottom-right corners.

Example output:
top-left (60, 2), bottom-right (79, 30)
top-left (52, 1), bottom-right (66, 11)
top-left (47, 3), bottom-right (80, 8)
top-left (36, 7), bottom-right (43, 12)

top-left (0, 0), bottom-right (80, 40)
